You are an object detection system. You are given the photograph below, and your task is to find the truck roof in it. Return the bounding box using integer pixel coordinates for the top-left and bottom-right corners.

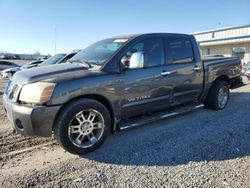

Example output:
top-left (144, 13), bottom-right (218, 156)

top-left (110, 33), bottom-right (192, 40)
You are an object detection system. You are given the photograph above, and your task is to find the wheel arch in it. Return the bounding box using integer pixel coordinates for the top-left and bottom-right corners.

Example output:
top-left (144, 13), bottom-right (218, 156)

top-left (213, 75), bottom-right (231, 85)
top-left (201, 75), bottom-right (231, 102)
top-left (204, 76), bottom-right (230, 110)
top-left (53, 94), bottom-right (115, 132)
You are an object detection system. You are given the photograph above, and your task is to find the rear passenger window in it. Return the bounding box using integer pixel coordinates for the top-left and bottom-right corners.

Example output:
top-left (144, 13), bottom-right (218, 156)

top-left (167, 38), bottom-right (194, 64)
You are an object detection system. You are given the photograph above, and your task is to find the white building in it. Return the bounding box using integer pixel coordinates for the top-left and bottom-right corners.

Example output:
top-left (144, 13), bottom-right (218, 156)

top-left (193, 24), bottom-right (250, 64)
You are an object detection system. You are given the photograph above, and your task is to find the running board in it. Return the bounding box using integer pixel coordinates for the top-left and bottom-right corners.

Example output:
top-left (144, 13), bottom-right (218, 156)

top-left (118, 103), bottom-right (204, 131)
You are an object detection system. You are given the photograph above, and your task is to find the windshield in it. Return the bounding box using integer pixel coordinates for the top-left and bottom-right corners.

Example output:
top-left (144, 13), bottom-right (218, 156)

top-left (58, 53), bottom-right (77, 64)
top-left (70, 38), bottom-right (128, 65)
top-left (40, 54), bottom-right (66, 66)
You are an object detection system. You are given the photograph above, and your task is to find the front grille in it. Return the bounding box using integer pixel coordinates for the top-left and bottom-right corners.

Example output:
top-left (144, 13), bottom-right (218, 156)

top-left (4, 80), bottom-right (12, 95)
top-left (6, 81), bottom-right (22, 102)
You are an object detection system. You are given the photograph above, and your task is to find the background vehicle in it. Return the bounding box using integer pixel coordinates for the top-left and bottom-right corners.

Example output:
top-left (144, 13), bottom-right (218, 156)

top-left (1, 53), bottom-right (70, 79)
top-left (12, 55), bottom-right (21, 59)
top-left (39, 51), bottom-right (79, 66)
top-left (0, 54), bottom-right (13, 59)
top-left (0, 61), bottom-right (19, 70)
top-left (36, 53), bottom-right (66, 66)
top-left (1, 52), bottom-right (79, 79)
top-left (244, 62), bottom-right (250, 77)
top-left (21, 60), bottom-right (44, 69)
top-left (1, 60), bottom-right (43, 79)
top-left (241, 62), bottom-right (250, 84)
top-left (0, 54), bottom-right (21, 59)
top-left (1, 67), bottom-right (21, 79)
top-left (56, 50), bottom-right (80, 64)
top-left (3, 33), bottom-right (241, 155)
top-left (37, 55), bottom-right (50, 60)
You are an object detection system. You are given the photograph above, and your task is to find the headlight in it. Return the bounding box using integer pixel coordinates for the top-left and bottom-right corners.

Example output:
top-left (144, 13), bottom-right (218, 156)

top-left (19, 82), bottom-right (55, 104)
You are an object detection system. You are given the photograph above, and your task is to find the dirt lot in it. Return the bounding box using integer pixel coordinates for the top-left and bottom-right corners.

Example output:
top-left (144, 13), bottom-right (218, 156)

top-left (0, 79), bottom-right (250, 188)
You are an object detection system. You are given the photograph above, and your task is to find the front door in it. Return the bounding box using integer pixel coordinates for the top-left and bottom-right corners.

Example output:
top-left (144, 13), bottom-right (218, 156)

top-left (120, 37), bottom-right (174, 118)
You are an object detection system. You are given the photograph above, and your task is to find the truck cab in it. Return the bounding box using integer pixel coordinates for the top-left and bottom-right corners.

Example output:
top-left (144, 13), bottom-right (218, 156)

top-left (116, 34), bottom-right (203, 117)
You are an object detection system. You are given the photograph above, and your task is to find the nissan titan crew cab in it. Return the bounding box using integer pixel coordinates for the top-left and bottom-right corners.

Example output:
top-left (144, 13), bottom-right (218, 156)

top-left (3, 33), bottom-right (242, 155)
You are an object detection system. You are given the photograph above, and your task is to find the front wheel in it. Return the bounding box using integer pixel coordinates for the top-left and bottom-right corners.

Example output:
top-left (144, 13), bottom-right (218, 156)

top-left (54, 99), bottom-right (111, 155)
top-left (204, 80), bottom-right (230, 110)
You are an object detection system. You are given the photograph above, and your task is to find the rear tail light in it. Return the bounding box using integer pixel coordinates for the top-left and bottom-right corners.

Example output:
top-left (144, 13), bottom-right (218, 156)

top-left (240, 61), bottom-right (244, 71)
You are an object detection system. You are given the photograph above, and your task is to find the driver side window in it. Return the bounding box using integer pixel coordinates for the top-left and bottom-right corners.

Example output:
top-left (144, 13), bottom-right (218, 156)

top-left (121, 38), bottom-right (164, 69)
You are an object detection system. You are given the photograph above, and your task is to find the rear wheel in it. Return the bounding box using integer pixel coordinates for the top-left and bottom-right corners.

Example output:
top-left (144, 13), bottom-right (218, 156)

top-left (205, 80), bottom-right (229, 110)
top-left (54, 99), bottom-right (111, 155)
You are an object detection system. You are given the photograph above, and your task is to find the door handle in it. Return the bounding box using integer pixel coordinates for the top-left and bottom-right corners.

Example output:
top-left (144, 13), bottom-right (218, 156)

top-left (193, 66), bottom-right (201, 71)
top-left (161, 71), bottom-right (172, 76)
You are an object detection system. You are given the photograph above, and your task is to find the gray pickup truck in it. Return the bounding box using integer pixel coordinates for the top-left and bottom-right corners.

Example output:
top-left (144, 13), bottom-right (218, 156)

top-left (3, 33), bottom-right (241, 155)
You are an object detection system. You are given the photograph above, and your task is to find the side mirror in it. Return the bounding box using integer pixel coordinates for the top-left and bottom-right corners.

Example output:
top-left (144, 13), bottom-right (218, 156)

top-left (129, 52), bottom-right (144, 69)
top-left (121, 56), bottom-right (130, 69)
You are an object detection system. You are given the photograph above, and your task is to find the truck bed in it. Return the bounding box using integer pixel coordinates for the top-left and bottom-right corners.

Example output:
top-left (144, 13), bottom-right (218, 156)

top-left (202, 56), bottom-right (240, 63)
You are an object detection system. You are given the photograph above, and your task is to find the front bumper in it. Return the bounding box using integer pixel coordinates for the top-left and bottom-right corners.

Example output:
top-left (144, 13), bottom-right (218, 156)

top-left (3, 94), bottom-right (62, 137)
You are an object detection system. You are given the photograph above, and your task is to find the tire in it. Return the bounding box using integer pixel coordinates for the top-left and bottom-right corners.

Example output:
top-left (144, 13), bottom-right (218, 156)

top-left (54, 99), bottom-right (111, 155)
top-left (204, 80), bottom-right (230, 110)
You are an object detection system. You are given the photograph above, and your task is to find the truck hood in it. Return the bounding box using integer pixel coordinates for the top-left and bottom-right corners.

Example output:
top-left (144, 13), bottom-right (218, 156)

top-left (11, 63), bottom-right (100, 84)
top-left (21, 63), bottom-right (38, 69)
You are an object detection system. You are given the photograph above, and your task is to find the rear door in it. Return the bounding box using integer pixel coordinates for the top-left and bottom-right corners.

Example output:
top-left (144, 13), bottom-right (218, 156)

top-left (120, 37), bottom-right (174, 118)
top-left (164, 36), bottom-right (203, 105)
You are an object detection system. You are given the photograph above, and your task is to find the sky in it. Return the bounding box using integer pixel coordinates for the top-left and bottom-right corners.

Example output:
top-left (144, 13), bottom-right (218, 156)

top-left (0, 0), bottom-right (249, 55)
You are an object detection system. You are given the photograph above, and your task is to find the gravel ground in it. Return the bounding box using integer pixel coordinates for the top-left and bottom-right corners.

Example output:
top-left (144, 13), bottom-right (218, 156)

top-left (0, 79), bottom-right (250, 188)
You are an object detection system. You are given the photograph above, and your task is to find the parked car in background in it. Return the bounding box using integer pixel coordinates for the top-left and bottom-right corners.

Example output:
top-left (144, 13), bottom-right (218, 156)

top-left (241, 61), bottom-right (250, 84)
top-left (37, 55), bottom-right (50, 60)
top-left (244, 62), bottom-right (250, 77)
top-left (56, 50), bottom-right (80, 64)
top-left (23, 51), bottom-right (78, 68)
top-left (21, 60), bottom-right (44, 69)
top-left (1, 67), bottom-right (21, 79)
top-left (0, 53), bottom-right (76, 79)
top-left (13, 55), bottom-right (21, 59)
top-left (0, 54), bottom-right (21, 59)
top-left (39, 50), bottom-right (79, 66)
top-left (0, 61), bottom-right (20, 79)
top-left (0, 61), bottom-right (19, 70)
top-left (37, 53), bottom-right (66, 66)
top-left (0, 54), bottom-right (13, 59)
top-left (1, 60), bottom-right (44, 79)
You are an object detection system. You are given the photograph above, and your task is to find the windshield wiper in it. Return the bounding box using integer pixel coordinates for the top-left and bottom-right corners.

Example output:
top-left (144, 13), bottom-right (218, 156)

top-left (68, 59), bottom-right (92, 68)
